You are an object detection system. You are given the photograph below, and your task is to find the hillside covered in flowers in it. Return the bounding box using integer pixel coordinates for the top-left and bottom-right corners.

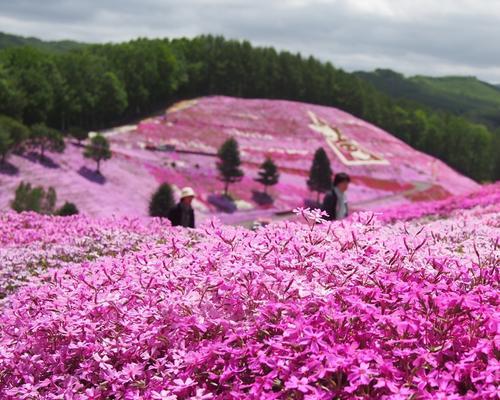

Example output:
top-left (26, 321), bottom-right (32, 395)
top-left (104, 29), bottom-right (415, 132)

top-left (0, 96), bottom-right (479, 225)
top-left (0, 183), bottom-right (498, 399)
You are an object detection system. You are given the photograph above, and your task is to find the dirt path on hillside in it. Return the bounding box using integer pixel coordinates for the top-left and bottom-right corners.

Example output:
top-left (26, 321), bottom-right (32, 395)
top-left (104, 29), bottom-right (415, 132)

top-left (353, 181), bottom-right (433, 207)
top-left (232, 181), bottom-right (434, 228)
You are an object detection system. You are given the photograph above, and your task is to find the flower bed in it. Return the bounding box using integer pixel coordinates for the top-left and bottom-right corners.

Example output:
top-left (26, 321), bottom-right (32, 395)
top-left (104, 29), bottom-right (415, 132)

top-left (379, 182), bottom-right (500, 222)
top-left (0, 184), bottom-right (498, 399)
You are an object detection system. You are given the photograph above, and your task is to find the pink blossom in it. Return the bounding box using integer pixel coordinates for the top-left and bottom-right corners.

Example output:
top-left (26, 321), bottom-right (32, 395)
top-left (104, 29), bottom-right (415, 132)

top-left (0, 184), bottom-right (498, 399)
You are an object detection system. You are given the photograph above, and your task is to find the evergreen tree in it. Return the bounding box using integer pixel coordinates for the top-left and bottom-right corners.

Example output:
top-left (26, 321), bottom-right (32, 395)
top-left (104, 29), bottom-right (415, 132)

top-left (255, 158), bottom-right (279, 194)
top-left (307, 147), bottom-right (333, 203)
top-left (84, 134), bottom-right (112, 174)
top-left (57, 201), bottom-right (79, 216)
top-left (217, 137), bottom-right (244, 196)
top-left (30, 123), bottom-right (65, 161)
top-left (149, 183), bottom-right (175, 217)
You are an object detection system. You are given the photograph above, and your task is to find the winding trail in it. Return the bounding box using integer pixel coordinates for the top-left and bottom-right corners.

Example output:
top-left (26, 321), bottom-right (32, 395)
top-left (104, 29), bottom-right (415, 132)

top-left (232, 181), bottom-right (436, 227)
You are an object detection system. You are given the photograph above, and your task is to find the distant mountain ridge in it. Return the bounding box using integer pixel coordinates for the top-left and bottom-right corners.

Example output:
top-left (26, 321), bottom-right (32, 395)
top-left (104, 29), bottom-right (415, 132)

top-left (0, 31), bottom-right (87, 52)
top-left (355, 69), bottom-right (500, 129)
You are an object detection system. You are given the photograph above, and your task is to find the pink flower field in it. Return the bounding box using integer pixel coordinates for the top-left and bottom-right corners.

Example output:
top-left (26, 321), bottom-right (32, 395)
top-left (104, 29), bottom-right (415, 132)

top-left (0, 183), bottom-right (498, 399)
top-left (0, 96), bottom-right (479, 224)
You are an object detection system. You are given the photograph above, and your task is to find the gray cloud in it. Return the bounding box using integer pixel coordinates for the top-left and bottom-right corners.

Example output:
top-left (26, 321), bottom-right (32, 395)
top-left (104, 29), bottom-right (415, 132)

top-left (1, 0), bottom-right (499, 82)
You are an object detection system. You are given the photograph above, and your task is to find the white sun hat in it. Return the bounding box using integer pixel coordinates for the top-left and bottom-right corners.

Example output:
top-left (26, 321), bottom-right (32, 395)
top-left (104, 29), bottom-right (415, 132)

top-left (180, 187), bottom-right (196, 199)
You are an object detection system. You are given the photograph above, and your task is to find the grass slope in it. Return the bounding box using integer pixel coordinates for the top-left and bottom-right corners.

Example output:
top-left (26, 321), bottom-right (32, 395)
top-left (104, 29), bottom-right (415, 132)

top-left (0, 31), bottom-right (87, 52)
top-left (356, 69), bottom-right (500, 128)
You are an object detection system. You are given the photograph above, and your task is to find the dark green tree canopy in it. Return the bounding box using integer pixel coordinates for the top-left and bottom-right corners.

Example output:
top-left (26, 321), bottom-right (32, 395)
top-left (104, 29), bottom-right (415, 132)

top-left (0, 128), bottom-right (13, 163)
top-left (217, 137), bottom-right (244, 196)
top-left (0, 115), bottom-right (29, 147)
top-left (30, 123), bottom-right (65, 160)
top-left (149, 183), bottom-right (175, 218)
top-left (255, 157), bottom-right (279, 194)
top-left (69, 126), bottom-right (88, 144)
top-left (84, 134), bottom-right (112, 173)
top-left (0, 115), bottom-right (29, 163)
top-left (307, 147), bottom-right (333, 201)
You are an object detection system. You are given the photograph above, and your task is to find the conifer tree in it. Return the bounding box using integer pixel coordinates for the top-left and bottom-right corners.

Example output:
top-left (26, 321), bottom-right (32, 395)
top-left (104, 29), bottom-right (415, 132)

top-left (307, 147), bottom-right (333, 203)
top-left (255, 158), bottom-right (279, 194)
top-left (217, 137), bottom-right (244, 196)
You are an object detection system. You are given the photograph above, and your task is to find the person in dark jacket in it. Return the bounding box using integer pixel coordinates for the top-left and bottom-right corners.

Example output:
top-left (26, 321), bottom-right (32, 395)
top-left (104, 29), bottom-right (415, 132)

top-left (322, 173), bottom-right (350, 221)
top-left (167, 187), bottom-right (196, 228)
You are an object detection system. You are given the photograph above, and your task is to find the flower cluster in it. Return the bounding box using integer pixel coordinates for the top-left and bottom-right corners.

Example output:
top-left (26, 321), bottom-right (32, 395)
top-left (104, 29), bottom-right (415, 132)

top-left (0, 212), bottom-right (168, 300)
top-left (0, 185), bottom-right (498, 399)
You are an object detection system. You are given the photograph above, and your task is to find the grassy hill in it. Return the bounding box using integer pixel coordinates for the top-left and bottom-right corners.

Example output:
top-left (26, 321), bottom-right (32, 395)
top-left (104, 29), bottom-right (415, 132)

top-left (356, 69), bottom-right (500, 128)
top-left (0, 31), bottom-right (87, 52)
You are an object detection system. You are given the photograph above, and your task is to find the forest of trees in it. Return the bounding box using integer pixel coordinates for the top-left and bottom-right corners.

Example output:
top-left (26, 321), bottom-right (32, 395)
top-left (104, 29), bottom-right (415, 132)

top-left (0, 34), bottom-right (497, 181)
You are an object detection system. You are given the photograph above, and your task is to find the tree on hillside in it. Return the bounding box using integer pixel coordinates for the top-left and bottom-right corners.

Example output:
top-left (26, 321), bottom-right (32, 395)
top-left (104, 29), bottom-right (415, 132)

top-left (149, 183), bottom-right (175, 218)
top-left (11, 182), bottom-right (57, 214)
top-left (70, 126), bottom-right (88, 145)
top-left (217, 137), bottom-right (244, 196)
top-left (255, 158), bottom-right (279, 194)
top-left (84, 134), bottom-right (112, 174)
top-left (307, 147), bottom-right (332, 203)
top-left (30, 123), bottom-right (65, 161)
top-left (0, 115), bottom-right (30, 157)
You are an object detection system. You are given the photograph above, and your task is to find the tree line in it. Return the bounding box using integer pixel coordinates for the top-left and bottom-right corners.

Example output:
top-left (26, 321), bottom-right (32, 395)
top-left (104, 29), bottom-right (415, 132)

top-left (0, 35), bottom-right (497, 181)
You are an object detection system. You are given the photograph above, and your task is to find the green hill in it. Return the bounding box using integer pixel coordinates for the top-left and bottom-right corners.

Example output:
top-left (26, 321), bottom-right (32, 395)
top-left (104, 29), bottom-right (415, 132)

top-left (355, 69), bottom-right (500, 128)
top-left (0, 31), bottom-right (87, 52)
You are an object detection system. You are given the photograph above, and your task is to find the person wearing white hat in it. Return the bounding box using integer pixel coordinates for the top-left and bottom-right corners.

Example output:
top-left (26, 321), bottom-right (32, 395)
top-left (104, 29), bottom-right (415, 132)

top-left (167, 187), bottom-right (196, 228)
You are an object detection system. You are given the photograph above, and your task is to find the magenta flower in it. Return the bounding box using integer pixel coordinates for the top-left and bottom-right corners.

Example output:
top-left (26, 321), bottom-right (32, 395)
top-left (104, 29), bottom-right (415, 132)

top-left (152, 390), bottom-right (177, 400)
top-left (285, 376), bottom-right (311, 393)
top-left (0, 183), bottom-right (498, 399)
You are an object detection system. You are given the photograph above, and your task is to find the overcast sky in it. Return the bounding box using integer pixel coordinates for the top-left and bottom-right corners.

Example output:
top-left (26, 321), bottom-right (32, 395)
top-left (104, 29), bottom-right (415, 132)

top-left (1, 0), bottom-right (500, 83)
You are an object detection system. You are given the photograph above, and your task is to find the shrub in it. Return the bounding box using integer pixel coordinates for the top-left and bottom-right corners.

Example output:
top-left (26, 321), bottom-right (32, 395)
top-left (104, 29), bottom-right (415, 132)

top-left (149, 183), bottom-right (175, 218)
top-left (57, 201), bottom-right (79, 216)
top-left (10, 181), bottom-right (57, 214)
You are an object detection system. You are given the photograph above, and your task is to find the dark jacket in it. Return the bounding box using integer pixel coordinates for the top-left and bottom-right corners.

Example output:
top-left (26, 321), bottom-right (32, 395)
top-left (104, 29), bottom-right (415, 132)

top-left (167, 203), bottom-right (195, 228)
top-left (321, 189), bottom-right (348, 221)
